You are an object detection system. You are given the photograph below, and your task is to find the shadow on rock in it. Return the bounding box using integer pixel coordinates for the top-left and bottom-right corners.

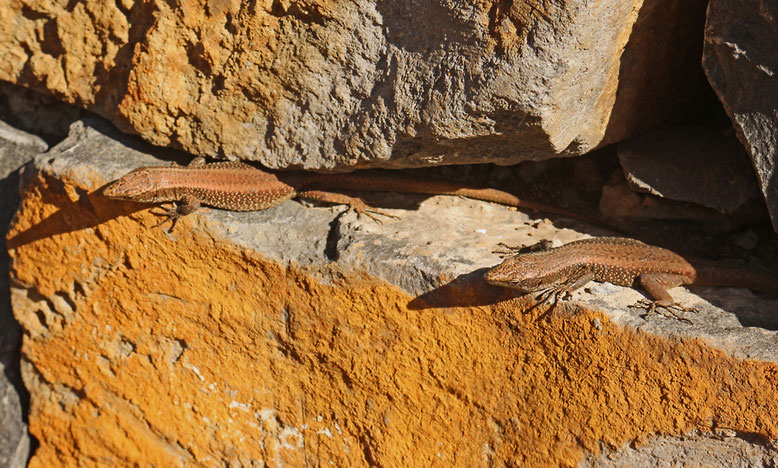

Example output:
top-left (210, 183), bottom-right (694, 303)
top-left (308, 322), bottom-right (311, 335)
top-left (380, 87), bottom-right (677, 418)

top-left (6, 179), bottom-right (152, 250)
top-left (407, 268), bottom-right (520, 310)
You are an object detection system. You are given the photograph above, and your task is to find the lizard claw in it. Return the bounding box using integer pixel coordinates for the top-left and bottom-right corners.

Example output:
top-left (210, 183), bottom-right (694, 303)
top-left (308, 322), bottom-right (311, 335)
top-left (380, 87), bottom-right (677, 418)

top-left (349, 202), bottom-right (400, 224)
top-left (530, 286), bottom-right (572, 318)
top-left (150, 204), bottom-right (181, 233)
top-left (492, 242), bottom-right (523, 257)
top-left (629, 299), bottom-right (696, 324)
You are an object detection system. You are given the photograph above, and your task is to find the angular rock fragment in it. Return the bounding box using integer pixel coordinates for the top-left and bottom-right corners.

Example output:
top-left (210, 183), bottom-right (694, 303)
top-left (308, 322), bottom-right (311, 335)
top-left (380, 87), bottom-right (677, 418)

top-left (703, 0), bottom-right (778, 230)
top-left (618, 125), bottom-right (759, 214)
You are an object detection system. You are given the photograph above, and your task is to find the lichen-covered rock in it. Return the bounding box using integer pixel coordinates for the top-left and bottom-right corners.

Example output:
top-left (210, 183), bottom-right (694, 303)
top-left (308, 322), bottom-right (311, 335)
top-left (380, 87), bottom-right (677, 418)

top-left (1, 0), bottom-right (708, 169)
top-left (703, 0), bottom-right (778, 230)
top-left (8, 120), bottom-right (778, 467)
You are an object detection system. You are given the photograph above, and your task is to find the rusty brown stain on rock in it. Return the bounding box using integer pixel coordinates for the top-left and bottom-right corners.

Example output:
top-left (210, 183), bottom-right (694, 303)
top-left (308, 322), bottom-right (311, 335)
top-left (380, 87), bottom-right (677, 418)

top-left (9, 174), bottom-right (778, 467)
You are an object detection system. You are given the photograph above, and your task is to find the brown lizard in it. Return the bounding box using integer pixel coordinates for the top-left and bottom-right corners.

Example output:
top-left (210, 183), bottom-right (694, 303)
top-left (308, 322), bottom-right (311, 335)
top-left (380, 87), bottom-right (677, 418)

top-left (103, 158), bottom-right (610, 231)
top-left (484, 237), bottom-right (778, 321)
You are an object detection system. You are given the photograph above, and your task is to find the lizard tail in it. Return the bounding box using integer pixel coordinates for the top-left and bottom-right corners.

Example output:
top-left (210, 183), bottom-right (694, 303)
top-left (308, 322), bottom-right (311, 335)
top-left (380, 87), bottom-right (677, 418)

top-left (693, 261), bottom-right (778, 295)
top-left (305, 172), bottom-right (612, 229)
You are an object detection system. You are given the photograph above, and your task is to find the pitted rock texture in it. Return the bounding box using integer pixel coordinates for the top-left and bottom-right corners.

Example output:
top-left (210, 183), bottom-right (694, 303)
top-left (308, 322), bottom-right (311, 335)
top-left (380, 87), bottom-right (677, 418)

top-left (580, 431), bottom-right (778, 467)
top-left (7, 120), bottom-right (778, 467)
top-left (703, 0), bottom-right (778, 230)
top-left (1, 0), bottom-right (709, 169)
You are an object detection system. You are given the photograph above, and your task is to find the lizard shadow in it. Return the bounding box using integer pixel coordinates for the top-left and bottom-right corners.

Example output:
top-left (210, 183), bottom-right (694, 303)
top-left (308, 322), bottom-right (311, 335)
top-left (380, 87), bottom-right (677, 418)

top-left (406, 268), bottom-right (520, 310)
top-left (6, 177), bottom-right (152, 250)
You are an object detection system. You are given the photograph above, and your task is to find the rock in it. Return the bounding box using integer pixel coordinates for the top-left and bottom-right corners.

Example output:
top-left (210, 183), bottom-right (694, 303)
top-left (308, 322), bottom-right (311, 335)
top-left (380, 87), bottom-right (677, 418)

top-left (0, 82), bottom-right (85, 145)
top-left (599, 173), bottom-right (752, 232)
top-left (0, 363), bottom-right (29, 468)
top-left (581, 431), bottom-right (778, 467)
top-left (0, 120), bottom-right (45, 468)
top-left (617, 126), bottom-right (759, 214)
top-left (703, 0), bottom-right (778, 230)
top-left (1, 0), bottom-right (708, 169)
top-left (8, 120), bottom-right (778, 466)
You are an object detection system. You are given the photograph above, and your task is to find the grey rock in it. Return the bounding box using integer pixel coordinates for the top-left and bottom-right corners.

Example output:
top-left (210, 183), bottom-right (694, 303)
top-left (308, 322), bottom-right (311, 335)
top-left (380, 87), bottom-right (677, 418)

top-left (580, 430), bottom-right (778, 467)
top-left (0, 81), bottom-right (84, 146)
top-left (703, 0), bottom-right (778, 230)
top-left (618, 126), bottom-right (759, 214)
top-left (0, 362), bottom-right (29, 468)
top-left (0, 120), bottom-right (44, 468)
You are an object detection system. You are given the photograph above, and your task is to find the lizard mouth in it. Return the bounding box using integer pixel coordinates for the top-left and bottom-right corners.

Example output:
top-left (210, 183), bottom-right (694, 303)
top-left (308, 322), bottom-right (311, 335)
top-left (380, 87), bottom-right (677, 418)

top-left (484, 267), bottom-right (543, 292)
top-left (484, 268), bottom-right (521, 289)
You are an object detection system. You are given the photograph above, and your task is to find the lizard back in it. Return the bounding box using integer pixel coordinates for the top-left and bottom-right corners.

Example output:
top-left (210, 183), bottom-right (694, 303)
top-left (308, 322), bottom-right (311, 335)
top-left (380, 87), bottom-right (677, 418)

top-left (104, 162), bottom-right (298, 210)
top-left (557, 237), bottom-right (697, 286)
top-left (484, 237), bottom-right (697, 291)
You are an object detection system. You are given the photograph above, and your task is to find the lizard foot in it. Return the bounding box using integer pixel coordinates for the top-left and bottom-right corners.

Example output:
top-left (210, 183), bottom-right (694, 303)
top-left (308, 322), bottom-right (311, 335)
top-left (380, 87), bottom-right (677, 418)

top-left (348, 201), bottom-right (400, 225)
top-left (493, 240), bottom-right (556, 257)
top-left (530, 287), bottom-right (573, 318)
top-left (629, 299), bottom-right (696, 324)
top-left (150, 204), bottom-right (182, 233)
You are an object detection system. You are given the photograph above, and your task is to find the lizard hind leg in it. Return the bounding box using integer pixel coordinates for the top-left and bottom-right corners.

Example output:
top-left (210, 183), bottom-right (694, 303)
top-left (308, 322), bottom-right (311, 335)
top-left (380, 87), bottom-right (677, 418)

top-left (629, 299), bottom-right (696, 324)
top-left (297, 190), bottom-right (399, 224)
top-left (629, 273), bottom-right (697, 324)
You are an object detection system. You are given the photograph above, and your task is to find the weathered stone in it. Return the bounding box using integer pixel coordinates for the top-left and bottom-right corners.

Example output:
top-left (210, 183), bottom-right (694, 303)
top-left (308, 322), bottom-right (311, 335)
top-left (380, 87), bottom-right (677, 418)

top-left (8, 120), bottom-right (778, 466)
top-left (0, 81), bottom-right (86, 144)
top-left (599, 175), bottom-right (758, 235)
top-left (618, 126), bottom-right (759, 214)
top-left (1, 0), bottom-right (708, 169)
top-left (581, 431), bottom-right (778, 467)
top-left (0, 120), bottom-right (45, 468)
top-left (703, 0), bottom-right (778, 230)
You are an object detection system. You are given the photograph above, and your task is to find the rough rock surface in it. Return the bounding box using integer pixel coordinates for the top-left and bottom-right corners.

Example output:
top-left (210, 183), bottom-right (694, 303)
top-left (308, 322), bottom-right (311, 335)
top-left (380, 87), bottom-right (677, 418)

top-left (1, 0), bottom-right (708, 169)
top-left (0, 120), bottom-right (46, 468)
top-left (703, 0), bottom-right (778, 230)
top-left (617, 126), bottom-right (759, 214)
top-left (8, 120), bottom-right (778, 466)
top-left (0, 81), bottom-right (86, 145)
top-left (580, 430), bottom-right (778, 467)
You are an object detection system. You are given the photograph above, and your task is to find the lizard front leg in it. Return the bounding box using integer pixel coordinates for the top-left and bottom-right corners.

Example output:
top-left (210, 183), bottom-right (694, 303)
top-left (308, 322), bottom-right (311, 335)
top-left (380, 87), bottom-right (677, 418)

top-left (297, 190), bottom-right (399, 224)
top-left (629, 273), bottom-right (696, 323)
top-left (534, 267), bottom-right (595, 311)
top-left (152, 195), bottom-right (201, 232)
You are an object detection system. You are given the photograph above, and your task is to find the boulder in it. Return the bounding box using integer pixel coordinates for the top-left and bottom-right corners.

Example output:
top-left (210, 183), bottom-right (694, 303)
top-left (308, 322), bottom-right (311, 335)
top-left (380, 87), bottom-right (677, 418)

top-left (1, 0), bottom-right (708, 169)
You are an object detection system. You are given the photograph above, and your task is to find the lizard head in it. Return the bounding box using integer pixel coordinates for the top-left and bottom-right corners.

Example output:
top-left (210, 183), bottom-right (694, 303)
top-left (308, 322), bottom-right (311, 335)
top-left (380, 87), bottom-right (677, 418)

top-left (103, 167), bottom-right (163, 202)
top-left (484, 253), bottom-right (564, 292)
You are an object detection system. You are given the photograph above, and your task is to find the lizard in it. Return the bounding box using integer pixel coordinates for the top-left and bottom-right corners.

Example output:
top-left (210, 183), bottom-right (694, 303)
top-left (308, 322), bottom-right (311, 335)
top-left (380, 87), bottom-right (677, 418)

top-left (102, 157), bottom-right (612, 232)
top-left (483, 236), bottom-right (778, 322)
